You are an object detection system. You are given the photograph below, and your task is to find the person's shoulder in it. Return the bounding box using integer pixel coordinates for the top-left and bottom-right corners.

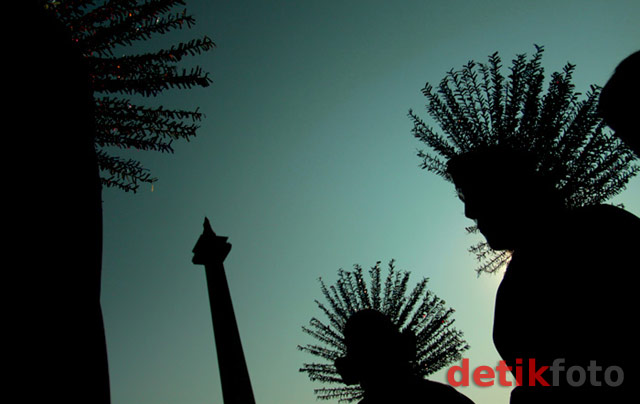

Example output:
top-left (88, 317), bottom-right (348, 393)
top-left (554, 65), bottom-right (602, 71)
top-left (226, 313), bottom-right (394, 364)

top-left (568, 203), bottom-right (640, 239)
top-left (567, 204), bottom-right (639, 271)
top-left (573, 203), bottom-right (640, 224)
top-left (417, 379), bottom-right (475, 404)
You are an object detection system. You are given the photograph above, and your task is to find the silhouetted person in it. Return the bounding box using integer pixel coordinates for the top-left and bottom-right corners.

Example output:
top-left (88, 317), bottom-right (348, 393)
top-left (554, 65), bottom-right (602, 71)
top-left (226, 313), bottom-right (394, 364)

top-left (335, 309), bottom-right (474, 404)
top-left (599, 50), bottom-right (640, 156)
top-left (446, 147), bottom-right (640, 403)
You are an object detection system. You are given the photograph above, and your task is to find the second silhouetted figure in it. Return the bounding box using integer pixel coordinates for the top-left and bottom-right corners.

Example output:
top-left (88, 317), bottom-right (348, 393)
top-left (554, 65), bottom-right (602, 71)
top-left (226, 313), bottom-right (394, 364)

top-left (335, 309), bottom-right (475, 404)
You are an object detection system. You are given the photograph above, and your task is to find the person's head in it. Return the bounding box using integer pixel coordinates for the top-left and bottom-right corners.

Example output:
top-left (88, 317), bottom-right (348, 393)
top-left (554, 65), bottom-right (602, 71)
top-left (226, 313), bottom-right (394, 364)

top-left (445, 147), bottom-right (563, 251)
top-left (599, 51), bottom-right (640, 156)
top-left (335, 309), bottom-right (416, 388)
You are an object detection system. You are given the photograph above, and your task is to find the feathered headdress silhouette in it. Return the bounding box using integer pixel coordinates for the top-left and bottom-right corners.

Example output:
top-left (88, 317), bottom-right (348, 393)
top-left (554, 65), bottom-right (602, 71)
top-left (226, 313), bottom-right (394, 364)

top-left (409, 45), bottom-right (638, 273)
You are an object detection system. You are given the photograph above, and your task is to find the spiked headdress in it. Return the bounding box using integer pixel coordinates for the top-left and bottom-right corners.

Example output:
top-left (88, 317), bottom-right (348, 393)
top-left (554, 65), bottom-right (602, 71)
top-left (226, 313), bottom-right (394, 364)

top-left (298, 261), bottom-right (469, 402)
top-left (409, 46), bottom-right (638, 273)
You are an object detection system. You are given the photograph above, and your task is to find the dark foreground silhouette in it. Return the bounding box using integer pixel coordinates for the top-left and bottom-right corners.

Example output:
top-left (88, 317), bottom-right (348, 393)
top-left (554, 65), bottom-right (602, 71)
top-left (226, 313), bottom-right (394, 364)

top-left (10, 2), bottom-right (109, 401)
top-left (335, 309), bottom-right (475, 404)
top-left (599, 50), bottom-right (640, 156)
top-left (447, 148), bottom-right (640, 403)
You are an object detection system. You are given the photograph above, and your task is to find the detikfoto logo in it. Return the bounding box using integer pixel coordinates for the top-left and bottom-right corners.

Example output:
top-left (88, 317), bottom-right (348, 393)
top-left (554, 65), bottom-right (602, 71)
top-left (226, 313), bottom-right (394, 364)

top-left (446, 358), bottom-right (624, 387)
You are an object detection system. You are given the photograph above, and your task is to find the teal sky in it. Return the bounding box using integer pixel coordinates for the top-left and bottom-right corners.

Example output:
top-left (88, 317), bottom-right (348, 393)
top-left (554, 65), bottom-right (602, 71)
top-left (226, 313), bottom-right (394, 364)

top-left (100, 1), bottom-right (640, 403)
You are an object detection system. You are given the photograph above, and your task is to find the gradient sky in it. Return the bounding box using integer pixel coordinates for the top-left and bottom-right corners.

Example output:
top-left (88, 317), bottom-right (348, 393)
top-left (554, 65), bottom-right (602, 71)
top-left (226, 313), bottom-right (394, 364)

top-left (99, 1), bottom-right (640, 403)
